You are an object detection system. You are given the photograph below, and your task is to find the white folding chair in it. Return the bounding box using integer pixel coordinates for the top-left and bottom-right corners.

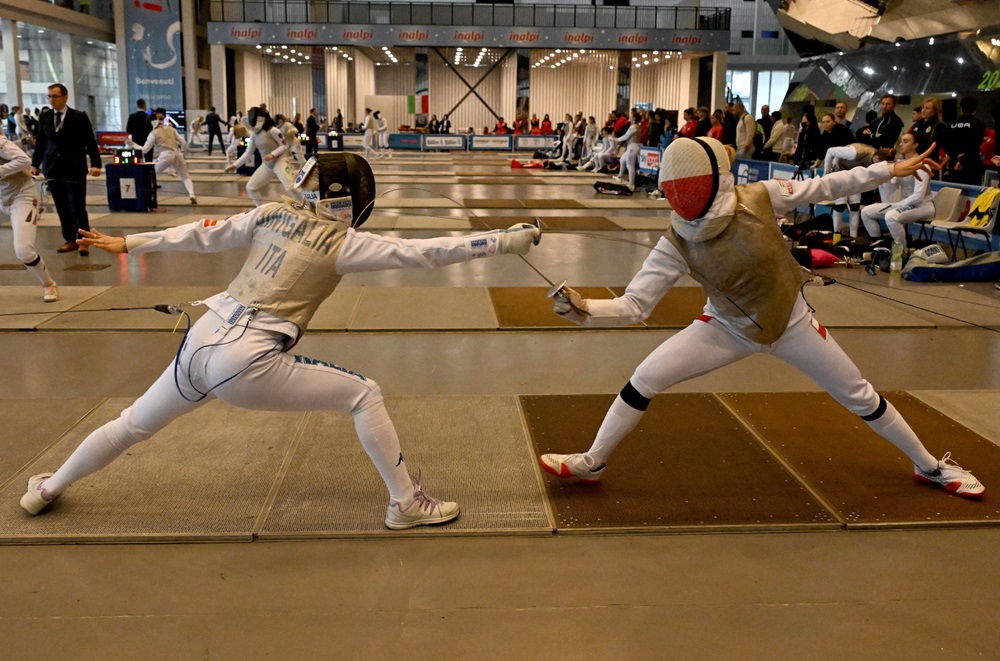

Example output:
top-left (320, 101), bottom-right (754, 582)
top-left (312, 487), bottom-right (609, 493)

top-left (918, 186), bottom-right (962, 243)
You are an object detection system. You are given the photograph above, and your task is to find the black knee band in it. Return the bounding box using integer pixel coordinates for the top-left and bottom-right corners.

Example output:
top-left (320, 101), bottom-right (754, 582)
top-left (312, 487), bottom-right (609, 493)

top-left (25, 256), bottom-right (41, 267)
top-left (620, 381), bottom-right (650, 411)
top-left (832, 204), bottom-right (847, 212)
top-left (860, 395), bottom-right (887, 422)
top-left (849, 203), bottom-right (861, 211)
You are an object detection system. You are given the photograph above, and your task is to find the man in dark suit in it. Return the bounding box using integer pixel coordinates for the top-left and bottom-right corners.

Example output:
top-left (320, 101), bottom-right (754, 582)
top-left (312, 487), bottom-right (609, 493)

top-left (305, 107), bottom-right (320, 158)
top-left (204, 106), bottom-right (227, 156)
top-left (30, 83), bottom-right (102, 255)
top-left (126, 98), bottom-right (153, 162)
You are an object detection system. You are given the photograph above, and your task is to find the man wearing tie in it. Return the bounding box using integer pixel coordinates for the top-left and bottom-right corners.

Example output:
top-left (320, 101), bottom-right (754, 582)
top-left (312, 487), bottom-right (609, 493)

top-left (31, 83), bottom-right (101, 255)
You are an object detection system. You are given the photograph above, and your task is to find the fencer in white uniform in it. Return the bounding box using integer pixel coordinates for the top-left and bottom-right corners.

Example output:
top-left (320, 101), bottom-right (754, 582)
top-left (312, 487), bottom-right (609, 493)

top-left (132, 108), bottom-right (198, 204)
top-left (613, 111), bottom-right (641, 190)
top-left (276, 114), bottom-right (306, 164)
top-left (577, 128), bottom-right (615, 172)
top-left (822, 141), bottom-right (884, 238)
top-left (361, 108), bottom-right (377, 162)
top-left (0, 134), bottom-right (58, 301)
top-left (540, 136), bottom-right (984, 500)
top-left (375, 111), bottom-right (390, 158)
top-left (20, 153), bottom-right (543, 529)
top-left (226, 107), bottom-right (305, 207)
top-left (859, 132), bottom-right (935, 246)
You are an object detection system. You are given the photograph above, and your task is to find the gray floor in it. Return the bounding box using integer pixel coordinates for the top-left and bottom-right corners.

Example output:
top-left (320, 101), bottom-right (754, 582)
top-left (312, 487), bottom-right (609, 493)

top-left (1, 152), bottom-right (998, 657)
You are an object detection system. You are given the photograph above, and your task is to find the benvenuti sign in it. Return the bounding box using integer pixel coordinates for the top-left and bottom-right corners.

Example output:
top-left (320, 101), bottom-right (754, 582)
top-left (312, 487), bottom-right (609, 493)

top-left (208, 23), bottom-right (728, 52)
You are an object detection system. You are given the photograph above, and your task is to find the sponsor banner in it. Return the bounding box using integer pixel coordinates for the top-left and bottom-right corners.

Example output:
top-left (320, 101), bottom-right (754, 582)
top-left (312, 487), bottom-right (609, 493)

top-left (732, 159), bottom-right (769, 184)
top-left (470, 135), bottom-right (512, 150)
top-left (208, 23), bottom-right (728, 51)
top-left (96, 131), bottom-right (130, 152)
top-left (514, 135), bottom-right (558, 150)
top-left (422, 134), bottom-right (468, 150)
top-left (388, 133), bottom-right (423, 150)
top-left (342, 134), bottom-right (366, 149)
top-left (125, 0), bottom-right (184, 111)
top-left (638, 146), bottom-right (661, 175)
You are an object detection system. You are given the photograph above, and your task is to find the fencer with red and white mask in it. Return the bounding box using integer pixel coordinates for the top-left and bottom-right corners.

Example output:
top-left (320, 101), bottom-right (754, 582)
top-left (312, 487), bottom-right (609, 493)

top-left (540, 136), bottom-right (984, 499)
top-left (20, 153), bottom-right (542, 528)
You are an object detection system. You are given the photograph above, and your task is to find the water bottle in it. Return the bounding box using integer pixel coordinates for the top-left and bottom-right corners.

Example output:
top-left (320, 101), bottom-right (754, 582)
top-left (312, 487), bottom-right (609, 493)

top-left (890, 240), bottom-right (903, 272)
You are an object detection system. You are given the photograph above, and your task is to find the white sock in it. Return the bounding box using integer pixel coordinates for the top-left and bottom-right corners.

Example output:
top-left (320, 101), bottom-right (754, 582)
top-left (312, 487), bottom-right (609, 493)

top-left (25, 258), bottom-right (54, 287)
top-left (183, 178), bottom-right (196, 197)
top-left (44, 426), bottom-right (129, 495)
top-left (354, 403), bottom-right (414, 502)
top-left (864, 399), bottom-right (937, 472)
top-left (585, 395), bottom-right (645, 467)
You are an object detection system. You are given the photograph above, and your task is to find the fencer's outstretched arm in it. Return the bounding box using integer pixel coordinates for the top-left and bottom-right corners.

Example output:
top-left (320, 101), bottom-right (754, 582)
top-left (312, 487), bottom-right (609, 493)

top-left (229, 137), bottom-right (258, 169)
top-left (335, 224), bottom-right (540, 273)
top-left (79, 207), bottom-right (266, 254)
top-left (766, 143), bottom-right (939, 216)
top-left (556, 237), bottom-right (687, 327)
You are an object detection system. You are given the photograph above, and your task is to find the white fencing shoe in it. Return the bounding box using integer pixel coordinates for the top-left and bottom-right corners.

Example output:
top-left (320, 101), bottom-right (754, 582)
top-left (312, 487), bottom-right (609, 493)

top-left (539, 453), bottom-right (605, 484)
top-left (385, 472), bottom-right (460, 529)
top-left (914, 452), bottom-right (985, 499)
top-left (20, 473), bottom-right (57, 515)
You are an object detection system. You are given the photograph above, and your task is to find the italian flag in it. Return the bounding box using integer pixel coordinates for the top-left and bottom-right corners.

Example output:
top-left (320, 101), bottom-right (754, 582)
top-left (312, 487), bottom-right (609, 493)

top-left (407, 94), bottom-right (429, 114)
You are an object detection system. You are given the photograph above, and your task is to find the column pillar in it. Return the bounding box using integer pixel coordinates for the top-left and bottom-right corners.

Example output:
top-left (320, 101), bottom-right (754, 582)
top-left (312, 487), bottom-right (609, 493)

top-left (711, 51), bottom-right (728, 111)
top-left (113, 0), bottom-right (129, 125)
top-left (60, 32), bottom-right (77, 107)
top-left (181, 0), bottom-right (198, 109)
top-left (210, 43), bottom-right (226, 115)
top-left (0, 19), bottom-right (22, 107)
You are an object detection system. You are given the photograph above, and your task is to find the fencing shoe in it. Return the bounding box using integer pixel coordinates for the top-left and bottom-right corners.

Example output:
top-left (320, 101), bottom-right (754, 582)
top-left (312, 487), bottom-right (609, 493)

top-left (20, 473), bottom-right (56, 515)
top-left (43, 284), bottom-right (60, 303)
top-left (914, 452), bottom-right (985, 499)
top-left (539, 453), bottom-right (605, 483)
top-left (385, 471), bottom-right (460, 529)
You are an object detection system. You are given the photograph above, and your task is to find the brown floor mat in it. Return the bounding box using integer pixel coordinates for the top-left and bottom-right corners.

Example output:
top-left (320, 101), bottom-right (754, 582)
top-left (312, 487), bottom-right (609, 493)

top-left (465, 198), bottom-right (524, 208)
top-left (523, 393), bottom-right (838, 531)
top-left (490, 286), bottom-right (617, 329)
top-left (718, 391), bottom-right (1000, 527)
top-left (611, 287), bottom-right (708, 327)
top-left (524, 199), bottom-right (585, 209)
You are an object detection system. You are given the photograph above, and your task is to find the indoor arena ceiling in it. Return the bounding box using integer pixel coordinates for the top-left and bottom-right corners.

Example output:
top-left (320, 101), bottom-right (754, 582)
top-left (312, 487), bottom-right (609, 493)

top-left (773, 0), bottom-right (1000, 52)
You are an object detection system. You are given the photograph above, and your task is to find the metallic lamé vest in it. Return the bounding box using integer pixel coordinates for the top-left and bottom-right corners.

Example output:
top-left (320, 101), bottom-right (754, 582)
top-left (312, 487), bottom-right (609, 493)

top-left (226, 203), bottom-right (346, 332)
top-left (153, 125), bottom-right (180, 152)
top-left (665, 182), bottom-right (806, 344)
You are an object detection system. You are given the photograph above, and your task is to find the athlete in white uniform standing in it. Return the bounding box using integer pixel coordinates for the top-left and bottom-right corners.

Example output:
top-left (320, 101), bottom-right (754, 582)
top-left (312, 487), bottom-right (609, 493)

top-left (132, 108), bottom-right (197, 204)
top-left (375, 111), bottom-right (390, 159)
top-left (362, 108), bottom-right (377, 162)
top-left (613, 110), bottom-right (641, 191)
top-left (0, 134), bottom-right (58, 301)
top-left (226, 107), bottom-right (305, 206)
top-left (275, 114), bottom-right (306, 164)
top-left (20, 153), bottom-right (542, 529)
top-left (540, 137), bottom-right (984, 500)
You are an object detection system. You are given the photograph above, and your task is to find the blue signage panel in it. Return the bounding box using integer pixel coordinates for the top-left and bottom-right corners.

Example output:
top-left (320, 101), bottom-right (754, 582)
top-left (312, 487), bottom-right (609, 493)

top-left (470, 134), bottom-right (512, 151)
top-left (514, 135), bottom-right (558, 151)
top-left (388, 133), bottom-right (422, 150)
top-left (731, 159), bottom-right (769, 184)
top-left (638, 146), bottom-right (661, 175)
top-left (124, 0), bottom-right (184, 111)
top-left (422, 134), bottom-right (468, 151)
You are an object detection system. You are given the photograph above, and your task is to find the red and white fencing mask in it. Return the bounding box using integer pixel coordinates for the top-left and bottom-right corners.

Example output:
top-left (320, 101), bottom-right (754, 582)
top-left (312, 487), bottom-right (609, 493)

top-left (659, 137), bottom-right (731, 221)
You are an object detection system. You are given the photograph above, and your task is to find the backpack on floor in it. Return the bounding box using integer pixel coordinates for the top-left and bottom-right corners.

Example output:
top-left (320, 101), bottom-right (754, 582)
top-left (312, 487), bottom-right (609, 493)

top-left (593, 181), bottom-right (633, 196)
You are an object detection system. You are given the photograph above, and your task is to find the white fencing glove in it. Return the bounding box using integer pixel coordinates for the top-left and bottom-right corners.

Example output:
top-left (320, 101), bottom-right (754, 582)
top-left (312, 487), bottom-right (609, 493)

top-left (553, 286), bottom-right (589, 323)
top-left (499, 223), bottom-right (541, 255)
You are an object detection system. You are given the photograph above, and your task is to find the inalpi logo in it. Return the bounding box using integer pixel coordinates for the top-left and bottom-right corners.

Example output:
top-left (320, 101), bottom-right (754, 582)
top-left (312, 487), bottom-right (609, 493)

top-left (618, 33), bottom-right (648, 45)
top-left (286, 29), bottom-right (317, 39)
top-left (510, 32), bottom-right (539, 43)
top-left (672, 35), bottom-right (702, 45)
top-left (454, 30), bottom-right (484, 41)
top-left (231, 28), bottom-right (262, 39)
top-left (564, 33), bottom-right (594, 44)
top-left (398, 30), bottom-right (429, 40)
top-left (343, 29), bottom-right (374, 40)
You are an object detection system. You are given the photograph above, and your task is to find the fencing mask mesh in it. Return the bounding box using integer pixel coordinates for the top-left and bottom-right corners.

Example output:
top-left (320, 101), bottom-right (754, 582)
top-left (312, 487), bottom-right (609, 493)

top-left (658, 137), bottom-right (731, 221)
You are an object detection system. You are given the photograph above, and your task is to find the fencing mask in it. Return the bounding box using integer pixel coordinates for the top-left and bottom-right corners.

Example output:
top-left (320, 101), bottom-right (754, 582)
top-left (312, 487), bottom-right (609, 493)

top-left (293, 153), bottom-right (376, 228)
top-left (658, 137), bottom-right (732, 221)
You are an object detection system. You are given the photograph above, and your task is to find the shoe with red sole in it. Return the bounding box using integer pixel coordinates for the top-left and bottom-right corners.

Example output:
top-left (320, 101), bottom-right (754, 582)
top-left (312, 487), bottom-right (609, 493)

top-left (914, 452), bottom-right (985, 499)
top-left (539, 453), bottom-right (605, 483)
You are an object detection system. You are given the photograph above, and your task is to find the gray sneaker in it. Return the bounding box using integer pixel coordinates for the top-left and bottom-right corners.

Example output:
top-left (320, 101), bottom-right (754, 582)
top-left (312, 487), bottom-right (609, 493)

top-left (20, 473), bottom-right (56, 515)
top-left (384, 472), bottom-right (460, 530)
